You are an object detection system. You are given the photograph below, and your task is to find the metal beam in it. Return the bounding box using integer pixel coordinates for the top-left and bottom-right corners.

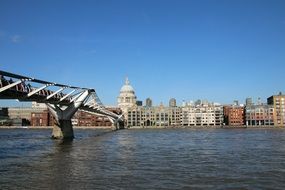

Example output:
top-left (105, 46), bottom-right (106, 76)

top-left (84, 100), bottom-right (92, 107)
top-left (106, 116), bottom-right (115, 124)
top-left (101, 109), bottom-right (120, 118)
top-left (88, 104), bottom-right (103, 110)
top-left (81, 105), bottom-right (120, 120)
top-left (46, 87), bottom-right (65, 100)
top-left (80, 108), bottom-right (116, 120)
top-left (27, 84), bottom-right (53, 97)
top-left (0, 80), bottom-right (22, 93)
top-left (70, 91), bottom-right (84, 103)
top-left (59, 89), bottom-right (76, 102)
top-left (84, 97), bottom-right (96, 106)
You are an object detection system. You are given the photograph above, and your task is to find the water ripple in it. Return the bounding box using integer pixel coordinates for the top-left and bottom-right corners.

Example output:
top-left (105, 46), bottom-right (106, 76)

top-left (1, 128), bottom-right (285, 189)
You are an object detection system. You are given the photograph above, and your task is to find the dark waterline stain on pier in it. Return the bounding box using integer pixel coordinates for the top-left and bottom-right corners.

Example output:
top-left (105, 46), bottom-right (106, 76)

top-left (1, 128), bottom-right (285, 189)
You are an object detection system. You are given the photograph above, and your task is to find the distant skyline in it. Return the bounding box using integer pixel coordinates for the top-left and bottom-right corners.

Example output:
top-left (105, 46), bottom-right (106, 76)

top-left (1, 0), bottom-right (285, 107)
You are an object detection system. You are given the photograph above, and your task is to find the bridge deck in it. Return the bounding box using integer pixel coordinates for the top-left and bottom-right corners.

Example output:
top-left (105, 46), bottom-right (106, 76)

top-left (0, 70), bottom-right (123, 122)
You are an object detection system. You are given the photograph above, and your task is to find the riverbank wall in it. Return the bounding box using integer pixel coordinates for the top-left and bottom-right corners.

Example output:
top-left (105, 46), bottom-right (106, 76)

top-left (128, 125), bottom-right (283, 129)
top-left (0, 126), bottom-right (113, 129)
top-left (0, 125), bottom-right (283, 129)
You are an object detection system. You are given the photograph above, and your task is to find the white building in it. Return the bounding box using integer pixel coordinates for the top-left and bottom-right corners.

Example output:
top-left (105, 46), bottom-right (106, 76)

top-left (181, 101), bottom-right (223, 127)
top-left (117, 77), bottom-right (137, 114)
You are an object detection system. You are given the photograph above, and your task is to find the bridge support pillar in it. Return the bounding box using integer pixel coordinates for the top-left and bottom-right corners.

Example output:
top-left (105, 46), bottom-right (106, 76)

top-left (52, 120), bottom-right (74, 139)
top-left (107, 116), bottom-right (118, 131)
top-left (107, 116), bottom-right (125, 131)
top-left (114, 122), bottom-right (120, 131)
top-left (114, 121), bottom-right (123, 130)
top-left (47, 90), bottom-right (90, 140)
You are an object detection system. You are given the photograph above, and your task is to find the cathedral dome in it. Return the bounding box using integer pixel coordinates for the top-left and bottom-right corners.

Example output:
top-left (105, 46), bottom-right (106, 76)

top-left (117, 77), bottom-right (137, 113)
top-left (120, 78), bottom-right (135, 93)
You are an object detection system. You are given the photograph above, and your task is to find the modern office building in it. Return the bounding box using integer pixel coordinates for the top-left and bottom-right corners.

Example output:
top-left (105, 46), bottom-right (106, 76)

top-left (246, 98), bottom-right (253, 107)
top-left (145, 98), bottom-right (152, 107)
top-left (267, 92), bottom-right (285, 127)
top-left (136, 100), bottom-right (143, 106)
top-left (169, 98), bottom-right (177, 107)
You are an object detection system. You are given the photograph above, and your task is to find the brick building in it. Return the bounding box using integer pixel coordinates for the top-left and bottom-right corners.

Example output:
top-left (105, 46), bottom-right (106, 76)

top-left (75, 111), bottom-right (112, 126)
top-left (31, 107), bottom-right (122, 127)
top-left (31, 110), bottom-right (55, 126)
top-left (223, 106), bottom-right (245, 126)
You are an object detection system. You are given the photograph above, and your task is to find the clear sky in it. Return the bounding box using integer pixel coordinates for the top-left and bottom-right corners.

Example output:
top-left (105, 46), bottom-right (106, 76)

top-left (0, 0), bottom-right (284, 107)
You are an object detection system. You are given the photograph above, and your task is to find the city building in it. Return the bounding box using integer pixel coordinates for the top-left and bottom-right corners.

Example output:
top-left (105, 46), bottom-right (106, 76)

top-left (246, 104), bottom-right (274, 126)
top-left (117, 77), bottom-right (137, 114)
top-left (223, 105), bottom-right (245, 126)
top-left (74, 111), bottom-right (112, 127)
top-left (136, 100), bottom-right (143, 106)
top-left (181, 101), bottom-right (223, 127)
top-left (233, 100), bottom-right (239, 106)
top-left (169, 106), bottom-right (182, 126)
top-left (8, 106), bottom-right (47, 126)
top-left (145, 98), bottom-right (152, 107)
top-left (126, 102), bottom-right (181, 128)
top-left (31, 110), bottom-right (53, 126)
top-left (30, 107), bottom-right (122, 127)
top-left (32, 102), bottom-right (48, 109)
top-left (0, 107), bottom-right (8, 119)
top-left (126, 94), bottom-right (223, 127)
top-left (267, 92), bottom-right (285, 127)
top-left (246, 98), bottom-right (253, 107)
top-left (0, 107), bottom-right (11, 125)
top-left (169, 98), bottom-right (177, 107)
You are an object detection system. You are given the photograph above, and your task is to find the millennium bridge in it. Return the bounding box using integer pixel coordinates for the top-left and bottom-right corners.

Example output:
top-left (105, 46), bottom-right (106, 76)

top-left (0, 70), bottom-right (124, 139)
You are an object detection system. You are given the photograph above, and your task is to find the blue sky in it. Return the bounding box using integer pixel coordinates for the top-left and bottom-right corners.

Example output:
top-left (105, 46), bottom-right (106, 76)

top-left (0, 0), bottom-right (285, 106)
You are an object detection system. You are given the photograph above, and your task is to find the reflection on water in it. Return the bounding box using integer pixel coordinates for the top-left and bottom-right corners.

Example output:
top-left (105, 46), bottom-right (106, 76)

top-left (1, 128), bottom-right (285, 189)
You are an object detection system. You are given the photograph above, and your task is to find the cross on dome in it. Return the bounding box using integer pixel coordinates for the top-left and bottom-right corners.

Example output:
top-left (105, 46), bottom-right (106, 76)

top-left (125, 77), bottom-right (130, 85)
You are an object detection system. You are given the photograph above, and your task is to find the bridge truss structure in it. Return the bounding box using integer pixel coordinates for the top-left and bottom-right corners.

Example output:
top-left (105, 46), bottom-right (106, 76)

top-left (0, 70), bottom-right (124, 139)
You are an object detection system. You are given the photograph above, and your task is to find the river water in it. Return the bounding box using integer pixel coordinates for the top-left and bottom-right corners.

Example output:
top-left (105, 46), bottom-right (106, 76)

top-left (0, 128), bottom-right (285, 190)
